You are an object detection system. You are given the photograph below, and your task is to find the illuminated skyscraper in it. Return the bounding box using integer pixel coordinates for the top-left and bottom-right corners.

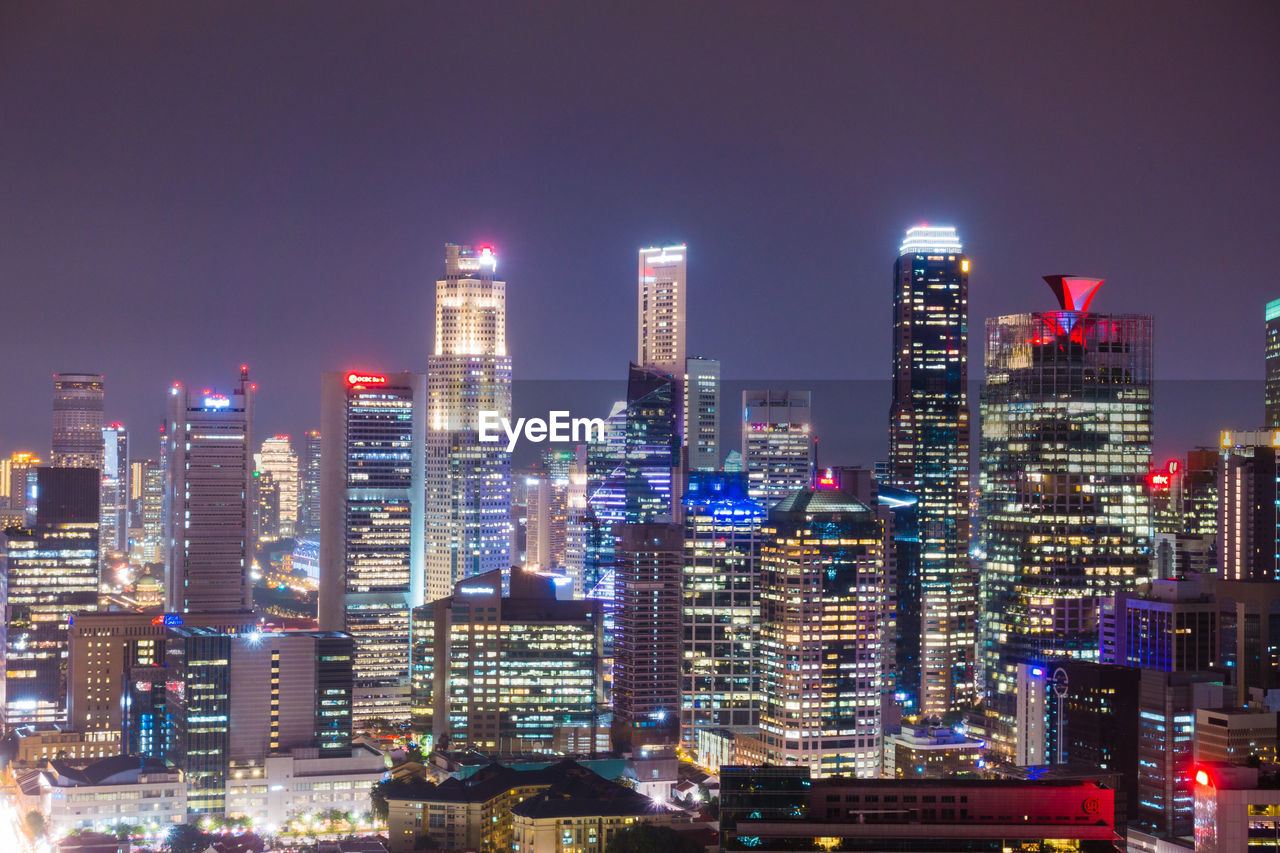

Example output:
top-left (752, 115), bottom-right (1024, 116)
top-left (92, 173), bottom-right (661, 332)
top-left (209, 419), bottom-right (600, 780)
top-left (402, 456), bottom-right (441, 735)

top-left (52, 373), bottom-right (104, 468)
top-left (253, 469), bottom-right (280, 543)
top-left (757, 469), bottom-right (886, 777)
top-left (979, 277), bottom-right (1152, 758)
top-left (4, 451), bottom-right (41, 514)
top-left (1217, 429), bottom-right (1280, 581)
top-left (299, 430), bottom-right (322, 537)
top-left (1, 466), bottom-right (99, 725)
top-left (525, 462), bottom-right (569, 572)
top-left (638, 245), bottom-right (687, 376)
top-left (411, 569), bottom-right (603, 752)
top-left (889, 225), bottom-right (975, 715)
top-left (130, 456), bottom-right (164, 564)
top-left (685, 356), bottom-right (721, 471)
top-left (680, 472), bottom-right (764, 749)
top-left (257, 435), bottom-right (299, 538)
top-left (164, 367), bottom-right (255, 613)
top-left (319, 370), bottom-right (426, 727)
top-left (622, 363), bottom-right (680, 523)
top-left (1267, 298), bottom-right (1280, 428)
top-left (612, 522), bottom-right (683, 750)
top-left (742, 389), bottom-right (814, 507)
top-left (100, 423), bottom-right (129, 555)
top-left (425, 243), bottom-right (512, 601)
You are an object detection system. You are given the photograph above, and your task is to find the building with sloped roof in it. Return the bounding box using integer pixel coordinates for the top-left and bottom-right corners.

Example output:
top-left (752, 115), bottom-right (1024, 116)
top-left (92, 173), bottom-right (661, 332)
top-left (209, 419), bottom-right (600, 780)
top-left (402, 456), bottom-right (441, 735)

top-left (510, 769), bottom-right (684, 853)
top-left (24, 753), bottom-right (185, 838)
top-left (383, 759), bottom-right (659, 853)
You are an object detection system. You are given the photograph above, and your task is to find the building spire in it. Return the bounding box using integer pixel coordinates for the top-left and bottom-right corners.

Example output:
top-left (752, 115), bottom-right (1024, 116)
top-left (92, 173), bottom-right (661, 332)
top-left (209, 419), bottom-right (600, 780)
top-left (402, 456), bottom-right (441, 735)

top-left (1043, 275), bottom-right (1104, 312)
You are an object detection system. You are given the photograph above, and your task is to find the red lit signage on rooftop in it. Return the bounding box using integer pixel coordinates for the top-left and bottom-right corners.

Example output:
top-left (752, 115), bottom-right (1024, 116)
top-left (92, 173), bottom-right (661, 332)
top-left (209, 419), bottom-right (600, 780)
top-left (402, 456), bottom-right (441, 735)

top-left (1148, 459), bottom-right (1181, 491)
top-left (346, 373), bottom-right (387, 386)
top-left (816, 468), bottom-right (838, 489)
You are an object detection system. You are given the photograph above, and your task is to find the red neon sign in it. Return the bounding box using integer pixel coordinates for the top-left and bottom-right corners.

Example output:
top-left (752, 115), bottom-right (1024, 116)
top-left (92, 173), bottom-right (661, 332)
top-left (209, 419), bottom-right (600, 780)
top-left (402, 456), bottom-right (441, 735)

top-left (346, 373), bottom-right (387, 386)
top-left (1148, 459), bottom-right (1180, 491)
top-left (816, 468), bottom-right (837, 489)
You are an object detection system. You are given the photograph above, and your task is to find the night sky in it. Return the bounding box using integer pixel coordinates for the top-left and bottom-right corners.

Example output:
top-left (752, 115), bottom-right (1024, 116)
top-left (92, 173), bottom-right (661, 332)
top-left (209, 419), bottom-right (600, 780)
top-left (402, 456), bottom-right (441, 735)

top-left (2, 2), bottom-right (1276, 463)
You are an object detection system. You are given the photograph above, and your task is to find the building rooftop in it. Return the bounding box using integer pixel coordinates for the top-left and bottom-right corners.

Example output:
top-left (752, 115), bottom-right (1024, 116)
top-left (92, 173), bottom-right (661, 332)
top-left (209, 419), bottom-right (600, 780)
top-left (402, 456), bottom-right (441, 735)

top-left (770, 487), bottom-right (872, 518)
top-left (384, 758), bottom-right (612, 805)
top-left (509, 771), bottom-right (659, 820)
top-left (48, 753), bottom-right (174, 787)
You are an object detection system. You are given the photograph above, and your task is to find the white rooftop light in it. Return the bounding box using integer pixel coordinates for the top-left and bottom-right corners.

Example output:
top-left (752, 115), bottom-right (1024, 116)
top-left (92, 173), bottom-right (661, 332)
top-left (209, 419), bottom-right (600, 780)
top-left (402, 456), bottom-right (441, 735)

top-left (900, 225), bottom-right (962, 255)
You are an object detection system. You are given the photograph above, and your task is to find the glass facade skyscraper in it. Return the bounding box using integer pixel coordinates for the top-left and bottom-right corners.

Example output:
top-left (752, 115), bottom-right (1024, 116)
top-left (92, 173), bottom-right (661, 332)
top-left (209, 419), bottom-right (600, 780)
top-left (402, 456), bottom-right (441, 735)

top-left (1, 466), bottom-right (99, 726)
top-left (680, 472), bottom-right (764, 748)
top-left (889, 225), bottom-right (975, 715)
top-left (425, 243), bottom-right (512, 602)
top-left (412, 569), bottom-right (602, 753)
top-left (52, 373), bottom-right (105, 469)
top-left (742, 389), bottom-right (814, 508)
top-left (298, 430), bottom-right (322, 538)
top-left (979, 276), bottom-right (1152, 758)
top-left (257, 434), bottom-right (299, 539)
top-left (622, 363), bottom-right (680, 523)
top-left (757, 471), bottom-right (886, 778)
top-left (319, 370), bottom-right (425, 727)
top-left (100, 423), bottom-right (129, 555)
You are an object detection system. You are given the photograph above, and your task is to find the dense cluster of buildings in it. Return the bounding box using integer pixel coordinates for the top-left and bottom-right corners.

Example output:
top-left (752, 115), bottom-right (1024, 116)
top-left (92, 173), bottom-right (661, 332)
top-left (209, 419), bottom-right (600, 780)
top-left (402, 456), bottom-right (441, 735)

top-left (1, 233), bottom-right (1278, 853)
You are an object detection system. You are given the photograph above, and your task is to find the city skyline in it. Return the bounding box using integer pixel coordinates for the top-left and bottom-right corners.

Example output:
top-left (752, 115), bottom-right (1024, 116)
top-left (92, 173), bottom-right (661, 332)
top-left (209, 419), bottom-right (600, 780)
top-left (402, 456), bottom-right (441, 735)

top-left (3, 4), bottom-right (1280, 849)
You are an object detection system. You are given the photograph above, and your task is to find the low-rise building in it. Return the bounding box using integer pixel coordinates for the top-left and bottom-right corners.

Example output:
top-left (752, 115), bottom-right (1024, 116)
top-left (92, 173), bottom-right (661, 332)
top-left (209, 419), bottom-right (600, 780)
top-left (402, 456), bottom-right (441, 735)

top-left (720, 765), bottom-right (1117, 852)
top-left (510, 772), bottom-right (678, 853)
top-left (384, 759), bottom-right (645, 853)
top-left (694, 727), bottom-right (756, 774)
top-left (1, 725), bottom-right (121, 770)
top-left (882, 724), bottom-right (983, 778)
top-left (225, 744), bottom-right (387, 830)
top-left (22, 755), bottom-right (185, 838)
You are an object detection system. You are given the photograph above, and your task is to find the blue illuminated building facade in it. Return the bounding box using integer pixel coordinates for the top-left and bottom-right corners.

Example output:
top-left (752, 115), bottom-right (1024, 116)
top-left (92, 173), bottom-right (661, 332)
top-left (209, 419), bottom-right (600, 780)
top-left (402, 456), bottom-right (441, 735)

top-left (681, 472), bottom-right (765, 748)
top-left (622, 363), bottom-right (680, 523)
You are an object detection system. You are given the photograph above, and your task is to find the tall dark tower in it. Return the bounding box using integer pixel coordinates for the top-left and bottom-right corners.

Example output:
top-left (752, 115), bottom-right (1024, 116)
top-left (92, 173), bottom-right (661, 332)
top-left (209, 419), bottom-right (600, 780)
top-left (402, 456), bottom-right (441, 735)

top-left (889, 225), bottom-right (974, 717)
top-left (1266, 298), bottom-right (1280, 428)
